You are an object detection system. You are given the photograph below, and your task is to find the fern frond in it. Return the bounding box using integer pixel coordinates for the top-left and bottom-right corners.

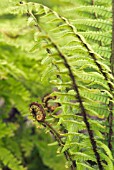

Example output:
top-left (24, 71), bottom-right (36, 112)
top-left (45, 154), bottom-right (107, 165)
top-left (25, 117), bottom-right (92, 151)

top-left (79, 31), bottom-right (111, 45)
top-left (72, 19), bottom-right (111, 31)
top-left (0, 121), bottom-right (17, 139)
top-left (0, 147), bottom-right (26, 170)
top-left (12, 2), bottom-right (114, 169)
top-left (76, 162), bottom-right (95, 170)
top-left (64, 5), bottom-right (112, 19)
top-left (60, 0), bottom-right (111, 6)
top-left (94, 46), bottom-right (111, 59)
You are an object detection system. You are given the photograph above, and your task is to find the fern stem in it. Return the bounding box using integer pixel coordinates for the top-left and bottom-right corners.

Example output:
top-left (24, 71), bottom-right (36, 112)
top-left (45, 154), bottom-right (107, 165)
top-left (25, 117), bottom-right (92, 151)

top-left (108, 0), bottom-right (114, 151)
top-left (108, 107), bottom-right (113, 150)
top-left (111, 0), bottom-right (114, 76)
top-left (47, 37), bottom-right (103, 170)
top-left (44, 121), bottom-right (76, 170)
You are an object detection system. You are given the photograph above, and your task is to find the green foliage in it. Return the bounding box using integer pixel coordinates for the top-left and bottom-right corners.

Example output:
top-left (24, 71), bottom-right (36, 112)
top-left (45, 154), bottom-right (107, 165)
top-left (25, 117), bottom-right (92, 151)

top-left (57, 0), bottom-right (112, 67)
top-left (0, 0), bottom-right (114, 170)
top-left (0, 1), bottom-right (65, 170)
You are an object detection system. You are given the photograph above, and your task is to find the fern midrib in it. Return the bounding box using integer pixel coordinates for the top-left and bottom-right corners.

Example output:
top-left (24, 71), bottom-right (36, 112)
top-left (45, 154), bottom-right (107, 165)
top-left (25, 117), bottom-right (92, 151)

top-left (44, 121), bottom-right (76, 170)
top-left (108, 0), bottom-right (114, 151)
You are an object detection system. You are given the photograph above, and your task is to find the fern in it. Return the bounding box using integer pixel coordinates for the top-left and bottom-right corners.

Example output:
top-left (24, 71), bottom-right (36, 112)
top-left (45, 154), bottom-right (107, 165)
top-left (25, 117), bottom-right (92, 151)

top-left (0, 0), bottom-right (113, 170)
top-left (57, 0), bottom-right (112, 68)
top-left (0, 147), bottom-right (26, 170)
top-left (0, 121), bottom-right (25, 170)
top-left (11, 2), bottom-right (114, 170)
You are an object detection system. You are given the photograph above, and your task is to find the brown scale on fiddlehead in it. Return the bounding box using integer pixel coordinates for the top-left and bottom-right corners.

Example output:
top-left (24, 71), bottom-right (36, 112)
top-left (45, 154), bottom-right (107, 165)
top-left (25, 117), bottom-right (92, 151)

top-left (42, 94), bottom-right (61, 113)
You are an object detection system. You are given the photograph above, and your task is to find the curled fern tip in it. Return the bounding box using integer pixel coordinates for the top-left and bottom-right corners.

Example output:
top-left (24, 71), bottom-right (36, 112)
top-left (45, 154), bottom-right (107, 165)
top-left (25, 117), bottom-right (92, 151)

top-left (29, 102), bottom-right (46, 122)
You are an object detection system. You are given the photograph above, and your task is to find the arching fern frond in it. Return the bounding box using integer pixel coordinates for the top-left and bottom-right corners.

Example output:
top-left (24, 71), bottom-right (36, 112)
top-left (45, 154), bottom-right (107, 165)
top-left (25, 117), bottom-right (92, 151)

top-left (12, 2), bottom-right (114, 169)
